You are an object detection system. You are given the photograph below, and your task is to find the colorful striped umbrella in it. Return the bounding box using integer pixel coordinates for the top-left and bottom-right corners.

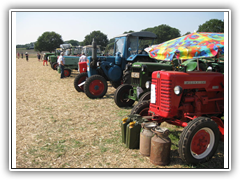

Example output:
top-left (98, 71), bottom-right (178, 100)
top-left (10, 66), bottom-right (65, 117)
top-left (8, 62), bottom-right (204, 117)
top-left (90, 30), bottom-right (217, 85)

top-left (146, 32), bottom-right (224, 61)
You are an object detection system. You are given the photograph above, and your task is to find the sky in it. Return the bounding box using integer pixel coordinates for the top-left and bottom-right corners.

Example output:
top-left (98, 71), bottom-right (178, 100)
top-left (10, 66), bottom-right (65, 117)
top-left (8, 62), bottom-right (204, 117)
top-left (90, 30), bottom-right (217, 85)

top-left (14, 10), bottom-right (225, 45)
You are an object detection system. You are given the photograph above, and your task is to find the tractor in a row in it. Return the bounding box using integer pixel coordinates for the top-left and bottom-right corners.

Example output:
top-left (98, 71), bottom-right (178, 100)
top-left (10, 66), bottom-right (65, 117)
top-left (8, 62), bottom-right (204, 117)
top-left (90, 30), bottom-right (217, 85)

top-left (114, 57), bottom-right (224, 108)
top-left (74, 31), bottom-right (158, 98)
top-left (129, 68), bottom-right (224, 164)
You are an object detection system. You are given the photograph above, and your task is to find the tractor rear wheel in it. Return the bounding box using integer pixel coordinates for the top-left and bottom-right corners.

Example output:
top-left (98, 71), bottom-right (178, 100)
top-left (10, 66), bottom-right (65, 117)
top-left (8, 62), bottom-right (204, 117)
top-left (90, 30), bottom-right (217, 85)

top-left (130, 100), bottom-right (150, 116)
top-left (74, 72), bottom-right (88, 92)
top-left (114, 84), bottom-right (135, 107)
top-left (178, 117), bottom-right (220, 164)
top-left (84, 75), bottom-right (108, 99)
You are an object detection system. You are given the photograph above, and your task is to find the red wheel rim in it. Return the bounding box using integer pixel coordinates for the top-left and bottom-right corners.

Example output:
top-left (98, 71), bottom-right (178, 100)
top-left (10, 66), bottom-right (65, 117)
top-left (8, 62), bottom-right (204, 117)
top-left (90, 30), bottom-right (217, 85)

top-left (54, 64), bottom-right (58, 69)
top-left (78, 75), bottom-right (87, 91)
top-left (64, 70), bottom-right (70, 77)
top-left (191, 129), bottom-right (210, 155)
top-left (89, 79), bottom-right (105, 96)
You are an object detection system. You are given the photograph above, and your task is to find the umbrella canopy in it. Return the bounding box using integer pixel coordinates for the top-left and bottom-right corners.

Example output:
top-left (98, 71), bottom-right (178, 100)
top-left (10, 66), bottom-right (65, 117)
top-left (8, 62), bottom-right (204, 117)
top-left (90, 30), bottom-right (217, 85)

top-left (146, 32), bottom-right (224, 61)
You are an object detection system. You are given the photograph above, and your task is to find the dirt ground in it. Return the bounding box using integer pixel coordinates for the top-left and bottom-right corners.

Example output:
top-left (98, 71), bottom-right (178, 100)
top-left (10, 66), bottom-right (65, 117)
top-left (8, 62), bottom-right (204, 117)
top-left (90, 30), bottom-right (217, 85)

top-left (15, 57), bottom-right (224, 169)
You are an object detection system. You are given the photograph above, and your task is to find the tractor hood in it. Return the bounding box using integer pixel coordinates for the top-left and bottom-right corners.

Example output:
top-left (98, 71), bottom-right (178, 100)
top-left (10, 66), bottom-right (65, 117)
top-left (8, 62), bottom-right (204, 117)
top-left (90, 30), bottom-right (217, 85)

top-left (87, 55), bottom-right (116, 63)
top-left (131, 61), bottom-right (173, 72)
top-left (87, 55), bottom-right (116, 77)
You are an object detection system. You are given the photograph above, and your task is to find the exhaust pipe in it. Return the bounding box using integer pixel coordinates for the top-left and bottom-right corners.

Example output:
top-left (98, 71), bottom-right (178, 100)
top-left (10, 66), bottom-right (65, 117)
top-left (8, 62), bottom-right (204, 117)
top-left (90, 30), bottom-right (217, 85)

top-left (91, 38), bottom-right (97, 68)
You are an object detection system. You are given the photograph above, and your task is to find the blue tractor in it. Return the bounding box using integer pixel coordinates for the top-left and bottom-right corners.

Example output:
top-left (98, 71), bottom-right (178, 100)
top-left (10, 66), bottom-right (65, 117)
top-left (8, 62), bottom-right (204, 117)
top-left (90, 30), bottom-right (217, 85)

top-left (82, 31), bottom-right (157, 99)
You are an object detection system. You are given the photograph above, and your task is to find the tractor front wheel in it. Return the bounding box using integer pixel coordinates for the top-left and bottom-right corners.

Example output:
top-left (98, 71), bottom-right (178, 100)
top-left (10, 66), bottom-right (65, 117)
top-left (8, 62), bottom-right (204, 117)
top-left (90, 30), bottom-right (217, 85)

top-left (84, 75), bottom-right (108, 99)
top-left (138, 91), bottom-right (151, 103)
top-left (52, 62), bottom-right (58, 70)
top-left (74, 72), bottom-right (88, 92)
top-left (130, 100), bottom-right (150, 116)
top-left (178, 117), bottom-right (220, 164)
top-left (64, 69), bottom-right (71, 77)
top-left (114, 84), bottom-right (135, 107)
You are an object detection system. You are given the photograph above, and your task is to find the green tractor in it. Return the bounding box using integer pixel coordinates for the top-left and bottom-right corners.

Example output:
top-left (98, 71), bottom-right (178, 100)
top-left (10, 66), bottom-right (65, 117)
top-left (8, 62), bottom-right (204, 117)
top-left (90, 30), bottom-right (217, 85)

top-left (48, 44), bottom-right (83, 77)
top-left (45, 52), bottom-right (55, 61)
top-left (114, 55), bottom-right (224, 108)
top-left (114, 59), bottom-right (175, 107)
top-left (48, 47), bottom-right (62, 68)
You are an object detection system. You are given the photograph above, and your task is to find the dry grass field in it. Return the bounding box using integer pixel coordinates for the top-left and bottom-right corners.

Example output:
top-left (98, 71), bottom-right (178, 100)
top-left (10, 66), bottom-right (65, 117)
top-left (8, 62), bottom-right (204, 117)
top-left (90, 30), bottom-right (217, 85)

top-left (15, 52), bottom-right (224, 169)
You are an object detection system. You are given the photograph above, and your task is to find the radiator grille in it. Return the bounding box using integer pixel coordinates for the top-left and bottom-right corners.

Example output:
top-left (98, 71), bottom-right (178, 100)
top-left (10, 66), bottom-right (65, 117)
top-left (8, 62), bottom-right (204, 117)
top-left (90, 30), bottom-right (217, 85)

top-left (160, 79), bottom-right (172, 112)
top-left (131, 67), bottom-right (140, 85)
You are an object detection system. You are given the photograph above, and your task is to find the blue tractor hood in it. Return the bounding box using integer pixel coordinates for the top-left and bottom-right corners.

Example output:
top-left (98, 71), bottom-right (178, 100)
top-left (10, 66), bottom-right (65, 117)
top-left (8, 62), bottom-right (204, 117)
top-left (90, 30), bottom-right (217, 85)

top-left (87, 55), bottom-right (116, 77)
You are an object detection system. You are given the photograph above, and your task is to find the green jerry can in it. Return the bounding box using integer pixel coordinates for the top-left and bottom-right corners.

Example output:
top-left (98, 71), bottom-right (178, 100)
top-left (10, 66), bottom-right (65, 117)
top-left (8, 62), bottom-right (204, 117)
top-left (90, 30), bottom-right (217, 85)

top-left (121, 114), bottom-right (143, 144)
top-left (121, 116), bottom-right (133, 144)
top-left (126, 121), bottom-right (142, 149)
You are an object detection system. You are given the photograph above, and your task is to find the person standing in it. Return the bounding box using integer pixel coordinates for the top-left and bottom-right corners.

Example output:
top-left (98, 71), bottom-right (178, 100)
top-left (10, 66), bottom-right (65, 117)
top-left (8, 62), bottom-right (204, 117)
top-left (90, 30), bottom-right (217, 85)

top-left (37, 53), bottom-right (41, 62)
top-left (21, 53), bottom-right (23, 59)
top-left (42, 53), bottom-right (48, 66)
top-left (17, 52), bottom-right (20, 59)
top-left (79, 53), bottom-right (87, 62)
top-left (78, 53), bottom-right (87, 71)
top-left (57, 52), bottom-right (65, 79)
top-left (25, 52), bottom-right (28, 61)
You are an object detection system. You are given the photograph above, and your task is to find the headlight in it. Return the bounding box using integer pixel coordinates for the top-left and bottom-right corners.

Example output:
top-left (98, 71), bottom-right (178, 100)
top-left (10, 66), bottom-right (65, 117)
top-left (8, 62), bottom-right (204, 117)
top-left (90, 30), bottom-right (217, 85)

top-left (145, 81), bottom-right (151, 89)
top-left (174, 86), bottom-right (182, 95)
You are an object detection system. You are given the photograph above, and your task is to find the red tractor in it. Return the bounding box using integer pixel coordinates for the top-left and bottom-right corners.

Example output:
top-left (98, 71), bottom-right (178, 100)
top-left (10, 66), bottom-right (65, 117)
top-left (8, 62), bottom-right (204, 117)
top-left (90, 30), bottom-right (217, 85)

top-left (131, 70), bottom-right (224, 164)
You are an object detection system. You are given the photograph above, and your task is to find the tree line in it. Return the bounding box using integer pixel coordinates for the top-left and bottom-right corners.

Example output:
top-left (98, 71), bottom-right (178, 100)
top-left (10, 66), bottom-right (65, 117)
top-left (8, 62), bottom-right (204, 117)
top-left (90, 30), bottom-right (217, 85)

top-left (16, 19), bottom-right (224, 53)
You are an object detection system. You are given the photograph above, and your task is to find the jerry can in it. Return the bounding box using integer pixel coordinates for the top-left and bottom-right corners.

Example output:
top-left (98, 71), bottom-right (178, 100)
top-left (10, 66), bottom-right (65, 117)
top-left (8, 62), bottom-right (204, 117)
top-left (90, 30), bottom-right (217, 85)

top-left (121, 115), bottom-right (134, 144)
top-left (140, 122), bottom-right (158, 156)
top-left (126, 121), bottom-right (141, 149)
top-left (150, 127), bottom-right (171, 166)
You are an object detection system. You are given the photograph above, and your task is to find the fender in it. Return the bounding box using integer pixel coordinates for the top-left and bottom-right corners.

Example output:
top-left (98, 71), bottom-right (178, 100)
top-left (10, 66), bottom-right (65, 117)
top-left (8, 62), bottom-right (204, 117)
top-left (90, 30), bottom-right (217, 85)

top-left (87, 56), bottom-right (97, 77)
top-left (211, 116), bottom-right (224, 142)
top-left (181, 59), bottom-right (206, 71)
top-left (100, 61), bottom-right (122, 82)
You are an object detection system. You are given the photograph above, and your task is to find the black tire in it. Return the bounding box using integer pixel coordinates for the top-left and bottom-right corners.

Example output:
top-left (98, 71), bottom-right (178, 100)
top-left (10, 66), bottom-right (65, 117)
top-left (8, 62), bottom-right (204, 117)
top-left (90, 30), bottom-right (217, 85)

top-left (64, 69), bottom-right (71, 77)
top-left (131, 100), bottom-right (150, 116)
top-left (114, 84), bottom-right (135, 107)
top-left (51, 62), bottom-right (58, 70)
top-left (178, 117), bottom-right (220, 164)
top-left (84, 75), bottom-right (108, 99)
top-left (74, 72), bottom-right (88, 92)
top-left (138, 91), bottom-right (151, 103)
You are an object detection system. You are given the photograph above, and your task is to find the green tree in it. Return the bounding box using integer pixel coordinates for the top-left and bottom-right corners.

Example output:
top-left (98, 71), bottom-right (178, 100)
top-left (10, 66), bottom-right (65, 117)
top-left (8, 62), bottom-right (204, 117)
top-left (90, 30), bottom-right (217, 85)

top-left (34, 31), bottom-right (64, 52)
top-left (197, 19), bottom-right (224, 33)
top-left (65, 40), bottom-right (79, 46)
top-left (142, 24), bottom-right (181, 44)
top-left (83, 31), bottom-right (109, 51)
top-left (183, 32), bottom-right (191, 36)
top-left (123, 30), bottom-right (134, 34)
